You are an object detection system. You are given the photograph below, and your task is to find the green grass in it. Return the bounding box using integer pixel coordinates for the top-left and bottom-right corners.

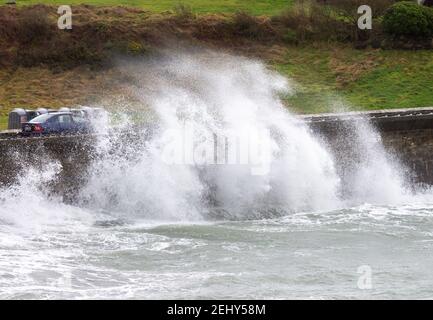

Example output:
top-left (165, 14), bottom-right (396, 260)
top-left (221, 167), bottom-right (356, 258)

top-left (345, 51), bottom-right (433, 110)
top-left (275, 46), bottom-right (433, 114)
top-left (0, 115), bottom-right (7, 130)
top-left (12, 0), bottom-right (293, 15)
top-left (1, 45), bottom-right (432, 130)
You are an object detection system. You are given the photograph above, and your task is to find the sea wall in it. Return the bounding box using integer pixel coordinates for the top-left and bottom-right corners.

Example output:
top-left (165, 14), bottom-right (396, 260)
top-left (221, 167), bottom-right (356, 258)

top-left (304, 108), bottom-right (433, 186)
top-left (0, 135), bottom-right (96, 201)
top-left (1, 108), bottom-right (432, 199)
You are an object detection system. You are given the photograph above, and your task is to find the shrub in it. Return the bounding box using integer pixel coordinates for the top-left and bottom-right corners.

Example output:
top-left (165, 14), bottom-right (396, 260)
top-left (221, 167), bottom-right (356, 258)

top-left (383, 1), bottom-right (433, 37)
top-left (283, 29), bottom-right (298, 44)
top-left (426, 4), bottom-right (433, 29)
top-left (16, 9), bottom-right (53, 44)
top-left (231, 11), bottom-right (272, 40)
top-left (323, 0), bottom-right (396, 42)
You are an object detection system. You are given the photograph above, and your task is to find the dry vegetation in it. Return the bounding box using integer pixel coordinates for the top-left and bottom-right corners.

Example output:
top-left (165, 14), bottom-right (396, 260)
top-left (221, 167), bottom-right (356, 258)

top-left (0, 3), bottom-right (432, 128)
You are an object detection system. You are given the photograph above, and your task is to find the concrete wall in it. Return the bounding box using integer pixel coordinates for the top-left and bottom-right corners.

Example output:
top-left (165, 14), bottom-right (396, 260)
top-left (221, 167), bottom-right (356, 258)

top-left (0, 135), bottom-right (96, 202)
top-left (1, 108), bottom-right (432, 200)
top-left (382, 129), bottom-right (433, 186)
top-left (304, 108), bottom-right (433, 186)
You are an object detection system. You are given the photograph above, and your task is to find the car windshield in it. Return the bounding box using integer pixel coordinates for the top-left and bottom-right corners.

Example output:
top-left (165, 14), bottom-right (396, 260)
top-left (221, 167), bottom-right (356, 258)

top-left (29, 113), bottom-right (52, 123)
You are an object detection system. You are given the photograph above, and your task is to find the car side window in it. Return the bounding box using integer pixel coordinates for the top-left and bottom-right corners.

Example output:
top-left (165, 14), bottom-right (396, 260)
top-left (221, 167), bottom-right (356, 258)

top-left (49, 116), bottom-right (59, 123)
top-left (59, 115), bottom-right (72, 123)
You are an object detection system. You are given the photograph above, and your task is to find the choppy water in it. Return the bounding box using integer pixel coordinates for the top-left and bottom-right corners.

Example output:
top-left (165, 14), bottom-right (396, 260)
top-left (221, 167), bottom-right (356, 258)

top-left (2, 201), bottom-right (433, 299)
top-left (1, 51), bottom-right (433, 299)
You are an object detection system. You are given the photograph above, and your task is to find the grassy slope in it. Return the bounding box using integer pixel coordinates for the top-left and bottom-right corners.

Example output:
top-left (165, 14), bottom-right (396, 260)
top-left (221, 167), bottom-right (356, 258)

top-left (15, 0), bottom-right (293, 15)
top-left (277, 46), bottom-right (433, 114)
top-left (0, 115), bottom-right (6, 129)
top-left (1, 3), bottom-right (432, 128)
top-left (2, 46), bottom-right (431, 123)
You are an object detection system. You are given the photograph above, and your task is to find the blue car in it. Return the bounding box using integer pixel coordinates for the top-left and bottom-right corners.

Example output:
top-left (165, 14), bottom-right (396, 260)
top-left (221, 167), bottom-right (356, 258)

top-left (21, 112), bottom-right (91, 136)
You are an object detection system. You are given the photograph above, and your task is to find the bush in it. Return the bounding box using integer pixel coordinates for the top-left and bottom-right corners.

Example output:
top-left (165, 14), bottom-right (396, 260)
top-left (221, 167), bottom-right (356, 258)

top-left (231, 11), bottom-right (273, 40)
top-left (383, 1), bottom-right (433, 37)
top-left (282, 29), bottom-right (298, 44)
top-left (17, 9), bottom-right (53, 44)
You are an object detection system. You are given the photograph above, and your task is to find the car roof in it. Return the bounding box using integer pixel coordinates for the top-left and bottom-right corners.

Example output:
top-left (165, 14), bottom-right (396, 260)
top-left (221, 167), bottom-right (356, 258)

top-left (32, 112), bottom-right (72, 120)
top-left (49, 112), bottom-right (73, 115)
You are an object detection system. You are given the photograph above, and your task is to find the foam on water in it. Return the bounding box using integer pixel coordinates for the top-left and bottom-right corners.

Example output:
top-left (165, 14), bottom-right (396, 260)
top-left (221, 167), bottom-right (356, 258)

top-left (0, 162), bottom-right (93, 232)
